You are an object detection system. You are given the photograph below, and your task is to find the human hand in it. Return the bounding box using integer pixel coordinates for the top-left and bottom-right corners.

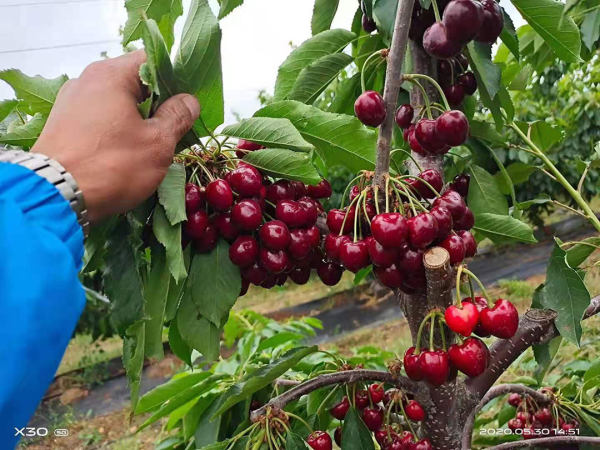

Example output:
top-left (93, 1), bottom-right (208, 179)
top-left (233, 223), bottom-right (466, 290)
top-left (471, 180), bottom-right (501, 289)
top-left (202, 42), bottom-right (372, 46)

top-left (32, 50), bottom-right (200, 222)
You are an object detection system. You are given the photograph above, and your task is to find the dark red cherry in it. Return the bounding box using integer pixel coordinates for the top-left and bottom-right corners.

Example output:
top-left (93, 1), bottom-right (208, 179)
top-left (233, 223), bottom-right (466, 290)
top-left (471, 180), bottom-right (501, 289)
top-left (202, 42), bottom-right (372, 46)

top-left (449, 337), bottom-right (490, 377)
top-left (354, 90), bottom-right (386, 127)
top-left (231, 199), bottom-right (262, 231)
top-left (317, 261), bottom-right (344, 286)
top-left (450, 173), bottom-right (470, 197)
top-left (534, 408), bottom-right (553, 426)
top-left (206, 179), bottom-right (234, 211)
top-left (367, 236), bottom-right (398, 267)
top-left (423, 22), bottom-right (462, 59)
top-left (405, 400), bottom-right (425, 421)
top-left (298, 196), bottom-right (319, 227)
top-left (413, 438), bottom-right (434, 450)
top-left (443, 0), bottom-right (484, 43)
top-left (508, 418), bottom-right (524, 431)
top-left (229, 235), bottom-right (259, 267)
top-left (443, 83), bottom-right (466, 107)
top-left (289, 181), bottom-right (307, 199)
top-left (415, 118), bottom-right (447, 154)
top-left (334, 427), bottom-right (342, 447)
top-left (241, 262), bottom-right (267, 286)
top-left (260, 273), bottom-right (278, 289)
top-left (395, 104), bottom-right (414, 129)
top-left (431, 206), bottom-right (453, 241)
top-left (213, 212), bottom-right (239, 242)
top-left (456, 53), bottom-right (469, 70)
top-left (276, 200), bottom-right (307, 228)
top-left (339, 239), bottom-right (370, 273)
top-left (229, 165), bottom-right (263, 197)
top-left (237, 139), bottom-right (263, 151)
top-left (184, 210), bottom-right (209, 239)
top-left (362, 407), bottom-right (384, 432)
top-left (185, 183), bottom-right (204, 213)
top-left (355, 389), bottom-right (369, 409)
top-left (404, 347), bottom-right (424, 381)
top-left (288, 229), bottom-right (313, 260)
top-left (457, 230), bottom-right (477, 257)
top-left (306, 430), bottom-right (332, 450)
top-left (440, 234), bottom-right (466, 264)
top-left (407, 213), bottom-right (439, 249)
top-left (307, 180), bottom-right (332, 199)
top-left (480, 299), bottom-right (519, 339)
top-left (259, 220), bottom-right (290, 250)
top-left (330, 396), bottom-right (350, 420)
top-left (436, 110), bottom-right (469, 146)
top-left (476, 0), bottom-right (504, 43)
top-left (398, 247), bottom-right (425, 274)
top-left (458, 71), bottom-right (477, 95)
top-left (362, 14), bottom-right (377, 33)
top-left (408, 126), bottom-right (428, 155)
top-left (306, 225), bottom-right (321, 248)
top-left (433, 190), bottom-right (467, 221)
top-left (420, 350), bottom-right (450, 386)
top-left (324, 233), bottom-right (351, 262)
top-left (412, 169), bottom-right (443, 199)
top-left (194, 222), bottom-right (218, 253)
top-left (266, 180), bottom-right (295, 203)
top-left (289, 264), bottom-right (311, 285)
top-left (375, 426), bottom-right (398, 448)
top-left (371, 213), bottom-right (408, 248)
top-left (239, 278), bottom-right (249, 296)
top-left (375, 264), bottom-right (404, 288)
top-left (327, 208), bottom-right (354, 235)
top-left (454, 207), bottom-right (474, 230)
top-left (259, 248), bottom-right (289, 274)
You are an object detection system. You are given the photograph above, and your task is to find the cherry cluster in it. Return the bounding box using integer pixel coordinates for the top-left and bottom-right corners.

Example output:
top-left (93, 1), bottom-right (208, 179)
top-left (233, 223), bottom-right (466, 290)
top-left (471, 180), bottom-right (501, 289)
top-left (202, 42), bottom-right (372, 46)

top-left (307, 383), bottom-right (432, 450)
top-left (423, 0), bottom-right (504, 60)
top-left (438, 55), bottom-right (478, 107)
top-left (506, 392), bottom-right (580, 440)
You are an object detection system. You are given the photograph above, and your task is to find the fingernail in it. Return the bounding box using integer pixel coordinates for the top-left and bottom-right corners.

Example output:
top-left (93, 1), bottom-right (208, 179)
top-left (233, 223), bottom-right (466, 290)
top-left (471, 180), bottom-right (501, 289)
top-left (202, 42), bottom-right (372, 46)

top-left (182, 95), bottom-right (201, 120)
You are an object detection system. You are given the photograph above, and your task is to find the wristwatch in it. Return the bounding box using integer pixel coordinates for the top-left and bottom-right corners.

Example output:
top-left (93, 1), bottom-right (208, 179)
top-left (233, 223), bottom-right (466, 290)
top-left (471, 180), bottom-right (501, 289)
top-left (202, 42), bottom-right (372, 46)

top-left (0, 149), bottom-right (90, 237)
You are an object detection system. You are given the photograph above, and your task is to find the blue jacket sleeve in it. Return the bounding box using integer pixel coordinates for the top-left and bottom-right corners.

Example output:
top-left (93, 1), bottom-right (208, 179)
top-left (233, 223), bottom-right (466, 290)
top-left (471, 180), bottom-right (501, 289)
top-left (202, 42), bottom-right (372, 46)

top-left (0, 162), bottom-right (85, 448)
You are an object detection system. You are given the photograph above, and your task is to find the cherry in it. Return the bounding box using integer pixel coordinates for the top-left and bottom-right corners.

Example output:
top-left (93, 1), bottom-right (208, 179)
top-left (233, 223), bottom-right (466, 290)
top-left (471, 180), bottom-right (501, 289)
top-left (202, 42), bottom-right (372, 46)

top-left (330, 396), bottom-right (350, 420)
top-left (407, 212), bottom-right (439, 249)
top-left (354, 90), bottom-right (386, 127)
top-left (306, 430), bottom-right (332, 450)
top-left (405, 399), bottom-right (425, 421)
top-left (431, 206), bottom-right (453, 241)
top-left (508, 418), bottom-right (524, 431)
top-left (415, 118), bottom-right (447, 154)
top-left (366, 237), bottom-right (398, 267)
top-left (535, 408), bottom-right (553, 426)
top-left (228, 165), bottom-right (263, 197)
top-left (305, 225), bottom-right (321, 248)
top-left (237, 139), bottom-right (263, 151)
top-left (443, 0), bottom-right (484, 42)
top-left (440, 234), bottom-right (466, 264)
top-left (458, 71), bottom-right (477, 95)
top-left (362, 407), bottom-right (384, 431)
top-left (404, 347), bottom-right (424, 381)
top-left (411, 169), bottom-right (443, 200)
top-left (326, 208), bottom-right (354, 235)
top-left (444, 83), bottom-right (466, 106)
top-left (371, 212), bottom-right (408, 248)
top-left (480, 299), bottom-right (519, 339)
top-left (213, 212), bottom-right (239, 242)
top-left (239, 278), bottom-right (249, 296)
top-left (516, 411), bottom-right (529, 422)
top-left (423, 22), bottom-right (462, 59)
top-left (339, 239), bottom-right (369, 273)
top-left (375, 265), bottom-right (405, 288)
top-left (454, 207), bottom-right (474, 230)
top-left (259, 220), bottom-right (290, 251)
top-left (324, 233), bottom-right (351, 262)
top-left (229, 235), bottom-right (259, 267)
top-left (448, 337), bottom-right (489, 377)
top-left (317, 261), bottom-right (344, 286)
top-left (368, 383), bottom-right (385, 403)
top-left (288, 229), bottom-right (313, 260)
top-left (399, 431), bottom-right (416, 448)
top-left (408, 126), bottom-right (428, 155)
top-left (355, 389), bottom-right (370, 409)
top-left (456, 53), bottom-right (469, 70)
top-left (298, 196), bottom-right (319, 227)
top-left (445, 300), bottom-right (479, 336)
top-left (276, 200), bottom-right (307, 228)
top-left (375, 426), bottom-right (398, 447)
top-left (508, 393), bottom-right (522, 407)
top-left (413, 438), bottom-right (434, 450)
top-left (420, 350), bottom-right (450, 386)
top-left (206, 179), bottom-right (234, 211)
top-left (395, 104), bottom-right (414, 129)
top-left (433, 189), bottom-right (467, 221)
top-left (194, 222), bottom-right (218, 253)
top-left (231, 199), bottom-right (262, 231)
top-left (259, 248), bottom-right (289, 274)
top-left (450, 173), bottom-right (470, 197)
top-left (241, 262), bottom-right (267, 286)
top-left (348, 185), bottom-right (361, 202)
top-left (290, 181), bottom-right (307, 199)
top-left (476, 0), bottom-right (504, 43)
top-left (266, 180), bottom-right (295, 203)
top-left (436, 110), bottom-right (469, 146)
top-left (457, 230), bottom-right (477, 257)
top-left (184, 210), bottom-right (209, 239)
top-left (185, 183), bottom-right (204, 213)
top-left (362, 14), bottom-right (377, 33)
top-left (307, 179), bottom-right (332, 199)
top-left (398, 247), bottom-right (424, 274)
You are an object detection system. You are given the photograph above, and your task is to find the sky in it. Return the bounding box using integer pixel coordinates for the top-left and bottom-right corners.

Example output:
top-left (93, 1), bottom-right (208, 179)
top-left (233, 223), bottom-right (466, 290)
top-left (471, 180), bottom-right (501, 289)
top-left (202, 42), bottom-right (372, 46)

top-left (0, 0), bottom-right (525, 124)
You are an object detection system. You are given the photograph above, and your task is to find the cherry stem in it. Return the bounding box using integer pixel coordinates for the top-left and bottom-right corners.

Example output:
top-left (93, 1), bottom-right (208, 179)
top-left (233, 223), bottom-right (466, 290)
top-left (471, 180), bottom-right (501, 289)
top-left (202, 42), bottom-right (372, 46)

top-left (396, 174), bottom-right (442, 197)
top-left (285, 412), bottom-right (313, 434)
top-left (468, 277), bottom-right (475, 301)
top-left (361, 50), bottom-right (384, 93)
top-left (395, 180), bottom-right (428, 213)
top-left (339, 194), bottom-right (361, 237)
top-left (398, 395), bottom-right (418, 437)
top-left (404, 73), bottom-right (451, 110)
top-left (488, 147), bottom-right (517, 207)
top-left (462, 268), bottom-right (492, 305)
top-left (340, 174), bottom-right (364, 208)
top-left (410, 79), bottom-right (433, 119)
top-left (389, 182), bottom-right (406, 215)
top-left (415, 311), bottom-right (435, 353)
top-left (361, 189), bottom-right (372, 225)
top-left (389, 148), bottom-right (424, 172)
top-left (430, 0), bottom-right (442, 22)
top-left (374, 185), bottom-right (381, 215)
top-left (429, 314), bottom-right (436, 351)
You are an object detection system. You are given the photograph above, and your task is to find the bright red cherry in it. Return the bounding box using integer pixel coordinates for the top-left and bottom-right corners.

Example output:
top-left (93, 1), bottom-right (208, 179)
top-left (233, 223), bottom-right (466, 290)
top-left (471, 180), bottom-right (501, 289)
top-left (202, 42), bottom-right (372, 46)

top-left (355, 389), bottom-right (370, 409)
top-left (433, 190), bottom-right (468, 221)
top-left (324, 233), bottom-right (351, 262)
top-left (354, 90), bottom-right (386, 127)
top-left (306, 430), bottom-right (332, 450)
top-left (288, 229), bottom-right (313, 260)
top-left (375, 264), bottom-right (404, 288)
top-left (368, 383), bottom-right (385, 404)
top-left (407, 213), bottom-right (439, 249)
top-left (403, 347), bottom-right (424, 381)
top-left (431, 206), bottom-right (453, 241)
top-left (228, 165), bottom-right (263, 197)
top-left (231, 199), bottom-right (262, 231)
top-left (399, 431), bottom-right (416, 448)
top-left (266, 180), bottom-right (295, 203)
top-left (317, 261), bottom-right (344, 286)
top-left (307, 180), bottom-right (332, 199)
top-left (480, 299), bottom-right (519, 339)
top-left (413, 438), bottom-right (434, 450)
top-left (423, 22), bottom-right (462, 59)
top-left (448, 337), bottom-right (489, 377)
top-left (444, 83), bottom-right (466, 107)
top-left (445, 300), bottom-right (479, 336)
top-left (508, 393), bottom-right (522, 407)
top-left (362, 14), bottom-right (377, 33)
top-left (184, 210), bottom-right (209, 239)
top-left (436, 110), bottom-right (469, 147)
top-left (443, 0), bottom-right (484, 43)
top-left (185, 183), bottom-right (204, 213)
top-left (213, 212), bottom-right (239, 242)
top-left (464, 296), bottom-right (491, 337)
top-left (458, 71), bottom-right (477, 95)
top-left (375, 426), bottom-right (398, 448)
top-left (534, 408), bottom-right (553, 426)
top-left (326, 208), bottom-right (354, 235)
top-left (206, 179), bottom-right (234, 211)
top-left (339, 239), bottom-right (370, 273)
top-left (415, 118), bottom-right (447, 154)
top-left (457, 230), bottom-right (477, 257)
top-left (276, 200), bottom-right (307, 228)
top-left (450, 173), bottom-right (471, 197)
top-left (405, 400), bottom-right (425, 421)
top-left (298, 196), bottom-right (319, 227)
top-left (411, 169), bottom-right (443, 199)
top-left (367, 236), bottom-right (398, 267)
top-left (440, 234), bottom-right (466, 264)
top-left (371, 213), bottom-right (408, 248)
top-left (229, 235), bottom-right (259, 267)
top-left (330, 396), bottom-right (350, 420)
top-left (237, 139), bottom-right (263, 151)
top-left (454, 207), bottom-right (474, 230)
top-left (259, 248), bottom-right (289, 274)
top-left (395, 104), bottom-right (414, 129)
top-left (476, 0), bottom-right (504, 43)
top-left (362, 407), bottom-right (384, 431)
top-left (259, 220), bottom-right (290, 250)
top-left (194, 222), bottom-right (218, 253)
top-left (420, 350), bottom-right (450, 386)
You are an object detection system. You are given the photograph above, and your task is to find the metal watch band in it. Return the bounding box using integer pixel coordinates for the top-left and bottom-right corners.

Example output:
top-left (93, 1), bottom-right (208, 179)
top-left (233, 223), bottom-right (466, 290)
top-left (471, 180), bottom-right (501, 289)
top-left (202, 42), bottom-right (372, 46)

top-left (0, 149), bottom-right (90, 237)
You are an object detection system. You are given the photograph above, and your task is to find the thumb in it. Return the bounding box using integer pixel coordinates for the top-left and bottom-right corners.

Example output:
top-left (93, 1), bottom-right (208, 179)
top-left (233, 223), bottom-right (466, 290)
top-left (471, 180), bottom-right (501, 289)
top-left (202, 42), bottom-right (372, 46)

top-left (149, 94), bottom-right (201, 145)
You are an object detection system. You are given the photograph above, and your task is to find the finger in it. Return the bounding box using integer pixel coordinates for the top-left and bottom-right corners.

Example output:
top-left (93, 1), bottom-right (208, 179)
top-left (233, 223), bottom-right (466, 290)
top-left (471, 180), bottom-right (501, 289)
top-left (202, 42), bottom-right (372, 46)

top-left (146, 94), bottom-right (200, 148)
top-left (112, 50), bottom-right (148, 101)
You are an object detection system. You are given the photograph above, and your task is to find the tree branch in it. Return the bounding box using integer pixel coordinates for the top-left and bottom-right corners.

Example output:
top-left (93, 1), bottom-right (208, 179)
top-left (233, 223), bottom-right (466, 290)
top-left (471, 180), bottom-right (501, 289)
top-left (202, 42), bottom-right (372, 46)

top-left (485, 436), bottom-right (600, 449)
top-left (374, 0), bottom-right (416, 188)
top-left (250, 370), bottom-right (417, 421)
top-left (461, 384), bottom-right (551, 450)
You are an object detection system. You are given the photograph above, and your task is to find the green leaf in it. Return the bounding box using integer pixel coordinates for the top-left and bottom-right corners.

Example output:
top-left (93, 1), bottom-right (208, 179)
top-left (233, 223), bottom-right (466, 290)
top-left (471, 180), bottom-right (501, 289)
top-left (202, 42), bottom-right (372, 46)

top-left (494, 162), bottom-right (536, 195)
top-left (153, 205), bottom-right (187, 282)
top-left (467, 42), bottom-right (501, 99)
top-left (288, 53), bottom-right (353, 104)
top-left (186, 241), bottom-right (242, 328)
top-left (533, 336), bottom-right (562, 384)
top-left (194, 397), bottom-right (224, 447)
top-left (517, 121), bottom-right (563, 152)
top-left (222, 117), bottom-right (313, 152)
top-left (541, 241), bottom-right (591, 345)
top-left (176, 297), bottom-right (221, 361)
top-left (0, 113), bottom-right (46, 149)
top-left (0, 99), bottom-right (18, 122)
top-left (123, 0), bottom-right (177, 46)
top-left (329, 72), bottom-right (361, 115)
top-left (341, 407), bottom-right (375, 450)
top-left (510, 0), bottom-right (582, 63)
top-left (473, 213), bottom-right (537, 244)
top-left (577, 409), bottom-right (600, 436)
top-left (157, 0), bottom-right (184, 51)
top-left (274, 29), bottom-right (356, 100)
top-left (143, 244), bottom-right (171, 360)
top-left (500, 8), bottom-right (519, 60)
top-left (174, 0), bottom-right (224, 137)
top-left (566, 237), bottom-right (600, 268)
top-left (242, 148), bottom-right (321, 185)
top-left (372, 0), bottom-right (397, 42)
top-left (0, 70), bottom-right (67, 115)
top-left (311, 0), bottom-right (340, 35)
top-left (218, 0), bottom-right (243, 19)
top-left (136, 371), bottom-right (212, 413)
top-left (286, 432), bottom-right (309, 449)
top-left (123, 321), bottom-right (145, 412)
top-left (157, 163), bottom-right (187, 225)
top-left (168, 318), bottom-right (193, 366)
top-left (468, 165), bottom-right (509, 216)
top-left (214, 346), bottom-right (318, 415)
top-left (581, 9), bottom-right (600, 51)
top-left (255, 100), bottom-right (376, 172)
